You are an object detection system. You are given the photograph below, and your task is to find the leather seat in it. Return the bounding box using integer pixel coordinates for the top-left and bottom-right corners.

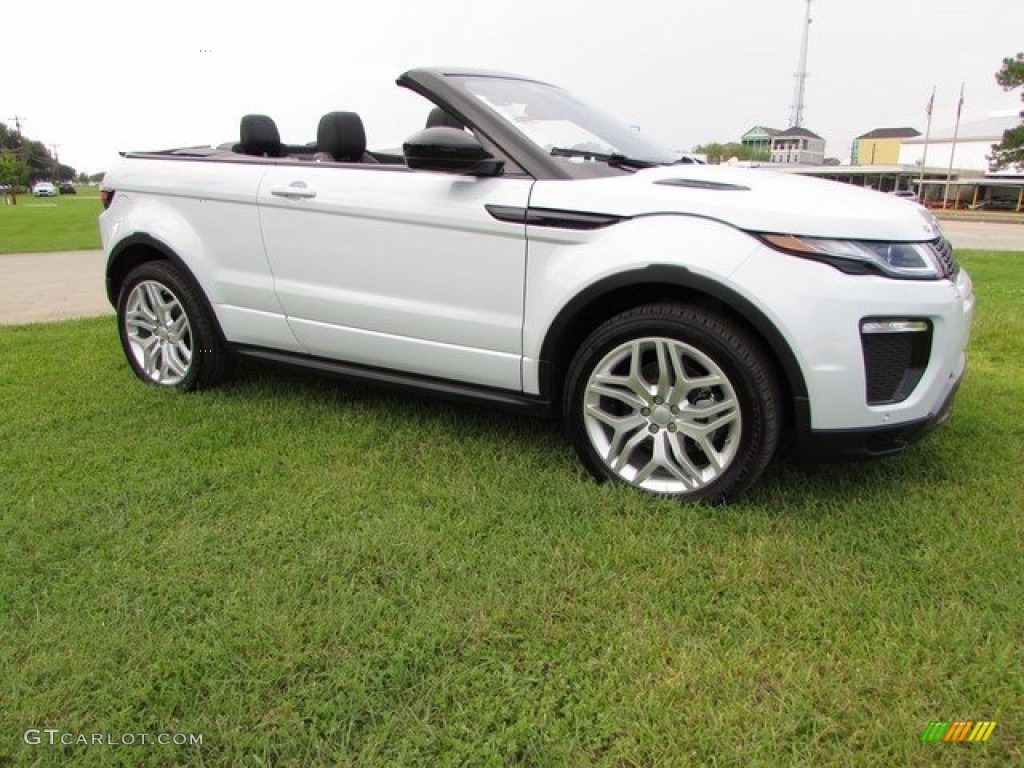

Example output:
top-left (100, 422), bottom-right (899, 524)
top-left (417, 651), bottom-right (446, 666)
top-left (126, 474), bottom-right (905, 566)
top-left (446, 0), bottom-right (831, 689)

top-left (317, 112), bottom-right (377, 163)
top-left (238, 114), bottom-right (284, 157)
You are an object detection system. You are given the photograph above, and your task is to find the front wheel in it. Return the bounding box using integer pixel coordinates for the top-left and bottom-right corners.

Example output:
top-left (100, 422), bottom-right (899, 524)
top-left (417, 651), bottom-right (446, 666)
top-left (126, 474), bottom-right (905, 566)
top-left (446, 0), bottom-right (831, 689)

top-left (117, 260), bottom-right (230, 391)
top-left (564, 304), bottom-right (782, 503)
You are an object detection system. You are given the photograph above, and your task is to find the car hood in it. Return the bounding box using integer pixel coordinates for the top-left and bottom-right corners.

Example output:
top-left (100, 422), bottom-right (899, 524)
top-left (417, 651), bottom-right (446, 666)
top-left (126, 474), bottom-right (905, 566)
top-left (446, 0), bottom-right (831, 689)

top-left (529, 165), bottom-right (942, 242)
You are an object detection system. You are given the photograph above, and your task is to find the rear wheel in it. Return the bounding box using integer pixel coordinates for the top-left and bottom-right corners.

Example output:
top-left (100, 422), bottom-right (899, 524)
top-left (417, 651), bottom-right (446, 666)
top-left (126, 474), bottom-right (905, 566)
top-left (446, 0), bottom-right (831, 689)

top-left (564, 303), bottom-right (781, 503)
top-left (117, 260), bottom-right (230, 391)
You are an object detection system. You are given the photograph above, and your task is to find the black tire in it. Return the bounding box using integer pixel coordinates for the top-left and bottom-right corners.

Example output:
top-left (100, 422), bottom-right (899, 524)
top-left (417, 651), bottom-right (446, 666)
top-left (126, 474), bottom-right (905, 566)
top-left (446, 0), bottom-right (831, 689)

top-left (563, 303), bottom-right (781, 503)
top-left (116, 260), bottom-right (230, 391)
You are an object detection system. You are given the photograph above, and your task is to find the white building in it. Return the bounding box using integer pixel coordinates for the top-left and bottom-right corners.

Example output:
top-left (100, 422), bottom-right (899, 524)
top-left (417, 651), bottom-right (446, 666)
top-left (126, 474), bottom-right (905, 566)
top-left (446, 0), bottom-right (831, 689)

top-left (899, 111), bottom-right (1022, 174)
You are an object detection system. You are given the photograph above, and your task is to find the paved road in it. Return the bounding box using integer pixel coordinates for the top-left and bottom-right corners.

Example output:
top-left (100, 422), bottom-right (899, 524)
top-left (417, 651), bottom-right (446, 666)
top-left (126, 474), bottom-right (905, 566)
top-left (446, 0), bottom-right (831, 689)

top-left (939, 220), bottom-right (1024, 251)
top-left (1, 219), bottom-right (1021, 325)
top-left (0, 250), bottom-right (112, 325)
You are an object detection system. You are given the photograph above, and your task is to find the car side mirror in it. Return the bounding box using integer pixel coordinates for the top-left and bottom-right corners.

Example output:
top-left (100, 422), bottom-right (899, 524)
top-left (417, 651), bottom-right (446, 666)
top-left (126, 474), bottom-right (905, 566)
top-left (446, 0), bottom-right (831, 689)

top-left (403, 127), bottom-right (504, 177)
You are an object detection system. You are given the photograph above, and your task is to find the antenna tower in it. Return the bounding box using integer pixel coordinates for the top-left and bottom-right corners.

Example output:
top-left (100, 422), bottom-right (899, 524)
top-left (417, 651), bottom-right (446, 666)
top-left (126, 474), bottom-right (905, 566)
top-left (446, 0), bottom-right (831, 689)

top-left (789, 0), bottom-right (812, 127)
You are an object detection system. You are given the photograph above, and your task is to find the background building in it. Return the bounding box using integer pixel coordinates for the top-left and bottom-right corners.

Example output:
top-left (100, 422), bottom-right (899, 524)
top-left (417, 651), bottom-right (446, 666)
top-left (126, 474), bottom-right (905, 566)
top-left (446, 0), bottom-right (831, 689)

top-left (852, 128), bottom-right (920, 165)
top-left (899, 112), bottom-right (1021, 173)
top-left (740, 126), bottom-right (782, 156)
top-left (769, 127), bottom-right (825, 165)
top-left (740, 125), bottom-right (825, 165)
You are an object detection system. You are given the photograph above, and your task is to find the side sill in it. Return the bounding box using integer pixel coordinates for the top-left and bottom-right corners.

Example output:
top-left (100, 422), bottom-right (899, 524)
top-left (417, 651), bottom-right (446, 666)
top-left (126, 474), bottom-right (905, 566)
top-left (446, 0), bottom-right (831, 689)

top-left (231, 345), bottom-right (556, 417)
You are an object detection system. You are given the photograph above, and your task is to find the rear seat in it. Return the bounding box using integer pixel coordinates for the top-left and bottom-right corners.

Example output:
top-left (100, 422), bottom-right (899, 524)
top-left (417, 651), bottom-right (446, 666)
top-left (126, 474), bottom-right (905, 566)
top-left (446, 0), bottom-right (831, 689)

top-left (231, 111), bottom-right (382, 163)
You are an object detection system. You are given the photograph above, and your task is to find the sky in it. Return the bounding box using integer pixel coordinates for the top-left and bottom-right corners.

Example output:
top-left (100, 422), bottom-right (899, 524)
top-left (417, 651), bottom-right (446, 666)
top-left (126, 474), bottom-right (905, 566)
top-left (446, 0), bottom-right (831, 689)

top-left (6, 0), bottom-right (1023, 174)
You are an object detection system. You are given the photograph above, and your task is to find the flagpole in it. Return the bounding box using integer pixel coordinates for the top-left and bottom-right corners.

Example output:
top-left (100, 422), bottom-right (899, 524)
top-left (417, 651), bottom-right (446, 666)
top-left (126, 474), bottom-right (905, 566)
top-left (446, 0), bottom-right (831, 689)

top-left (942, 83), bottom-right (965, 209)
top-left (917, 86), bottom-right (935, 203)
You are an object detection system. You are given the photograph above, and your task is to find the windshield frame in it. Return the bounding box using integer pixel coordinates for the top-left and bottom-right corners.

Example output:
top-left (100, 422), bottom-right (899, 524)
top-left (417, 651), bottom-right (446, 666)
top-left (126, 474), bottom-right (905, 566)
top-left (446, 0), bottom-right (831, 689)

top-left (453, 75), bottom-right (677, 169)
top-left (397, 67), bottom-right (674, 180)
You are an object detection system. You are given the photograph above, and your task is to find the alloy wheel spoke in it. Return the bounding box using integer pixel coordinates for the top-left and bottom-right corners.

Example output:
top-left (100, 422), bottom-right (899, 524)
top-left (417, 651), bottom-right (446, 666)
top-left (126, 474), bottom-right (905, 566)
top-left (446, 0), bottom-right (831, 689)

top-left (140, 336), bottom-right (161, 376)
top-left (586, 407), bottom-right (648, 462)
top-left (678, 400), bottom-right (739, 435)
top-left (165, 343), bottom-right (190, 379)
top-left (169, 312), bottom-right (189, 336)
top-left (654, 340), bottom-right (672, 399)
top-left (589, 379), bottom-right (648, 411)
top-left (609, 427), bottom-right (651, 473)
top-left (665, 433), bottom-right (703, 486)
top-left (142, 283), bottom-right (168, 324)
top-left (126, 304), bottom-right (158, 332)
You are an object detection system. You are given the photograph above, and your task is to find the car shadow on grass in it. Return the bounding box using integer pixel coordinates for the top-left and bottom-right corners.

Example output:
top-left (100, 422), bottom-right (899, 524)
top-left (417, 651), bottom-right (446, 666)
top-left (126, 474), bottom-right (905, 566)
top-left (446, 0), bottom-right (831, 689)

top-left (221, 360), bottom-right (958, 513)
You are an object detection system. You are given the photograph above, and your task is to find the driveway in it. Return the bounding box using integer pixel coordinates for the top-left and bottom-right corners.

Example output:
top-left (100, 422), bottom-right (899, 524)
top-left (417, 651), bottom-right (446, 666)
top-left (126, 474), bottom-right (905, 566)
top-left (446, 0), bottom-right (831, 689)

top-left (1, 220), bottom-right (1021, 325)
top-left (0, 250), bottom-right (112, 325)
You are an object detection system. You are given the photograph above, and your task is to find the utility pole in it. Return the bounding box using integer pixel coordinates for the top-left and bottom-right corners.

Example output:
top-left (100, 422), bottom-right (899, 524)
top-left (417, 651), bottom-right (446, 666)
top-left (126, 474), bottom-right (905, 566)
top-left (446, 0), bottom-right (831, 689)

top-left (789, 0), bottom-right (813, 128)
top-left (5, 116), bottom-right (28, 206)
top-left (7, 115), bottom-right (27, 136)
top-left (48, 143), bottom-right (61, 181)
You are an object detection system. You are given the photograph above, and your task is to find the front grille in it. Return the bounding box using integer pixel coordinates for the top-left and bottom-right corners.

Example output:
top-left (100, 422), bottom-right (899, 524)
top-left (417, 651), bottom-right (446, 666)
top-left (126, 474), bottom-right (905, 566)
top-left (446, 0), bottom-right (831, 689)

top-left (932, 237), bottom-right (959, 279)
top-left (861, 324), bottom-right (932, 404)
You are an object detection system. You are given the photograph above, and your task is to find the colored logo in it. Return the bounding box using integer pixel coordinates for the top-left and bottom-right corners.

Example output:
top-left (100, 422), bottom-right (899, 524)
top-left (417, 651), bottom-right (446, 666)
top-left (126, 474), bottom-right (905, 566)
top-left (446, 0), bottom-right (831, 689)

top-left (921, 721), bottom-right (997, 742)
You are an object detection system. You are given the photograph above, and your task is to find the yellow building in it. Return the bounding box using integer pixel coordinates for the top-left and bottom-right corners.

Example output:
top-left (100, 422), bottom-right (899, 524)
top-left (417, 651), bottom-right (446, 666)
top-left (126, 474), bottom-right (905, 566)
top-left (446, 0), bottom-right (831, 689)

top-left (852, 127), bottom-right (920, 165)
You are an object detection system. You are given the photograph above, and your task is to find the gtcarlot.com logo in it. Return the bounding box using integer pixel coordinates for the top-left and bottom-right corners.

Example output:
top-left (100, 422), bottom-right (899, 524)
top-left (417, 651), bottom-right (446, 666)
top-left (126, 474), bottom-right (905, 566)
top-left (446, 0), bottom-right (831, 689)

top-left (24, 729), bottom-right (203, 747)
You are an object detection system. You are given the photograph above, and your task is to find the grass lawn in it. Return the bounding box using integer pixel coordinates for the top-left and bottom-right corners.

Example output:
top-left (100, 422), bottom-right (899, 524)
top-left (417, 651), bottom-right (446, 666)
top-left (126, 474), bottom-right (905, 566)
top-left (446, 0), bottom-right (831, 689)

top-left (0, 186), bottom-right (102, 254)
top-left (0, 251), bottom-right (1020, 766)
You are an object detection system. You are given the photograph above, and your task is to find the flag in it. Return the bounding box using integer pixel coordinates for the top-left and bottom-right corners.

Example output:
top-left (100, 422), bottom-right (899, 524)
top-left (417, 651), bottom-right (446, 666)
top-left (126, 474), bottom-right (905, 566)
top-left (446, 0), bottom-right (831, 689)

top-left (926, 87), bottom-right (935, 117)
top-left (956, 83), bottom-right (964, 120)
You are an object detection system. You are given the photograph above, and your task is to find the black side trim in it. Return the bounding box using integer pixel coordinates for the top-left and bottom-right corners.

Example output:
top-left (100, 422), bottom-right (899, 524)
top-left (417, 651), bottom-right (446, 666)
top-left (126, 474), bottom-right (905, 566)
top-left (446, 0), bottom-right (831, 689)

top-left (232, 346), bottom-right (555, 417)
top-left (655, 178), bottom-right (750, 191)
top-left (485, 205), bottom-right (628, 230)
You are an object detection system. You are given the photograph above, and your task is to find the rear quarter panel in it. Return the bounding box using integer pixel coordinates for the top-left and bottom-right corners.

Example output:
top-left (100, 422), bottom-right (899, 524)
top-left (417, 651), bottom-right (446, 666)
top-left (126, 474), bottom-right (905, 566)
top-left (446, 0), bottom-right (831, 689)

top-left (101, 157), bottom-right (297, 349)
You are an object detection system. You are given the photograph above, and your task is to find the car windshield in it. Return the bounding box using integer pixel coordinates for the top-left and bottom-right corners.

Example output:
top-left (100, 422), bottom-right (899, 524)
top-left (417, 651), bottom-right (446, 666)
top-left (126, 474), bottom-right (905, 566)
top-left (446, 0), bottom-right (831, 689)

top-left (453, 76), bottom-right (677, 167)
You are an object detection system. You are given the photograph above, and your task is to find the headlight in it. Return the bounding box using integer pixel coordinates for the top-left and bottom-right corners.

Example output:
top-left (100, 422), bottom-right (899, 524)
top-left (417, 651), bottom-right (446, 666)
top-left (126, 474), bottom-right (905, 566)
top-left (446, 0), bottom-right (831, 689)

top-left (757, 234), bottom-right (945, 279)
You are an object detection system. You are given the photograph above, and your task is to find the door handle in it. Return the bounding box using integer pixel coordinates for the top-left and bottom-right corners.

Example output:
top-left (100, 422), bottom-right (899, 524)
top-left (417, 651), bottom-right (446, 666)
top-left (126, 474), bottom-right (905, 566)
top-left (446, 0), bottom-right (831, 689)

top-left (271, 181), bottom-right (317, 199)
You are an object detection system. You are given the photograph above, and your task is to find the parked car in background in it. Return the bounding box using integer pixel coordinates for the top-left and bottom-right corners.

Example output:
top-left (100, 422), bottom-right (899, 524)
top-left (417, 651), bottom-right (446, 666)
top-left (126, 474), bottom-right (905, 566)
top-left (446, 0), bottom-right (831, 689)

top-left (57, 181), bottom-right (77, 195)
top-left (31, 182), bottom-right (57, 197)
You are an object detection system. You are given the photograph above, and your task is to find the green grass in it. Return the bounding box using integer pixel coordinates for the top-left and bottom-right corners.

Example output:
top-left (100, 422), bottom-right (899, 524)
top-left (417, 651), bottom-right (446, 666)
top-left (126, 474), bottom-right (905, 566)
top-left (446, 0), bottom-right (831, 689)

top-left (0, 186), bottom-right (102, 254)
top-left (1, 251), bottom-right (1021, 767)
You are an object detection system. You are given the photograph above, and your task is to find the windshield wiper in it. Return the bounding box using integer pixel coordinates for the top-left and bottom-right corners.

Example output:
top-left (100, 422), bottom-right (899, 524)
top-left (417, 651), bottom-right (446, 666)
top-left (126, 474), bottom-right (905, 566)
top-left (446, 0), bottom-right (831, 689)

top-left (549, 147), bottom-right (658, 170)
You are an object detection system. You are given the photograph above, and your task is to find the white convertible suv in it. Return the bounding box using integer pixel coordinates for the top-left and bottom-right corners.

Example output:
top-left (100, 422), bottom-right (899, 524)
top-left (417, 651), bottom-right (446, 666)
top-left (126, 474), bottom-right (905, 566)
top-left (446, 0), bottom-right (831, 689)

top-left (99, 67), bottom-right (973, 502)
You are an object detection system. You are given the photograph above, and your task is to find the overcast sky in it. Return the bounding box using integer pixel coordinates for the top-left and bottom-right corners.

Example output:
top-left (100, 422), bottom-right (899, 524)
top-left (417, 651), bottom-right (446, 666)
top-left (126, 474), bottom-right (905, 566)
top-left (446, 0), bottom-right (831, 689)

top-left (7, 0), bottom-right (1023, 173)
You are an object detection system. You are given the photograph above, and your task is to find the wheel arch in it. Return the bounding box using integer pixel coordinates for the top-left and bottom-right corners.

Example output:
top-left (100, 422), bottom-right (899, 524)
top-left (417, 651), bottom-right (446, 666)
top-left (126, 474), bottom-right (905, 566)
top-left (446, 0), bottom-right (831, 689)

top-left (538, 265), bottom-right (811, 433)
top-left (106, 233), bottom-right (181, 304)
top-left (106, 233), bottom-right (227, 344)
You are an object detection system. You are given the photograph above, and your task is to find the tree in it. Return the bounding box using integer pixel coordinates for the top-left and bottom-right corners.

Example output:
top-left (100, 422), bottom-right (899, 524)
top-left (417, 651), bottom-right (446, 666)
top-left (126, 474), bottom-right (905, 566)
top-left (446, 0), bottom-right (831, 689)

top-left (0, 152), bottom-right (28, 204)
top-left (0, 122), bottom-right (77, 182)
top-left (990, 52), bottom-right (1024, 171)
top-left (693, 141), bottom-right (769, 164)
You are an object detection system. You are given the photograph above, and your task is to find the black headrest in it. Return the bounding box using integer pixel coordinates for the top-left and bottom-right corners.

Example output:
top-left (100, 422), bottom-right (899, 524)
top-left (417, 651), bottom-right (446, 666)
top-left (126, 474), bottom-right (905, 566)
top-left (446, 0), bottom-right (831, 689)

top-left (317, 112), bottom-right (367, 162)
top-left (239, 114), bottom-right (283, 157)
top-left (426, 107), bottom-right (465, 131)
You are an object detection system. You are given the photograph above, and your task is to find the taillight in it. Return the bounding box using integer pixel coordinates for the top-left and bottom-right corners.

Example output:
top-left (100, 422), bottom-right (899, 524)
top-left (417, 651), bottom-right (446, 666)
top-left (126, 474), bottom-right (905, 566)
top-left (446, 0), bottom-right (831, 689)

top-left (100, 189), bottom-right (115, 209)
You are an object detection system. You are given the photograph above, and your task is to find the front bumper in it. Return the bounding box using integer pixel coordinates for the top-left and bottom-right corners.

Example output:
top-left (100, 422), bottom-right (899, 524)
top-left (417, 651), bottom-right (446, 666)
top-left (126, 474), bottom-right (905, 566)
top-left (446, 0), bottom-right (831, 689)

top-left (791, 361), bottom-right (963, 460)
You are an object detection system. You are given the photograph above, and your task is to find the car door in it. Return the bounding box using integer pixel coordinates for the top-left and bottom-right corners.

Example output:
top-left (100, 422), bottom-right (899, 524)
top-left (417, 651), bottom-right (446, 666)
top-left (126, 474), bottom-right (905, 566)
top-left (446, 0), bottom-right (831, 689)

top-left (257, 163), bottom-right (532, 391)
